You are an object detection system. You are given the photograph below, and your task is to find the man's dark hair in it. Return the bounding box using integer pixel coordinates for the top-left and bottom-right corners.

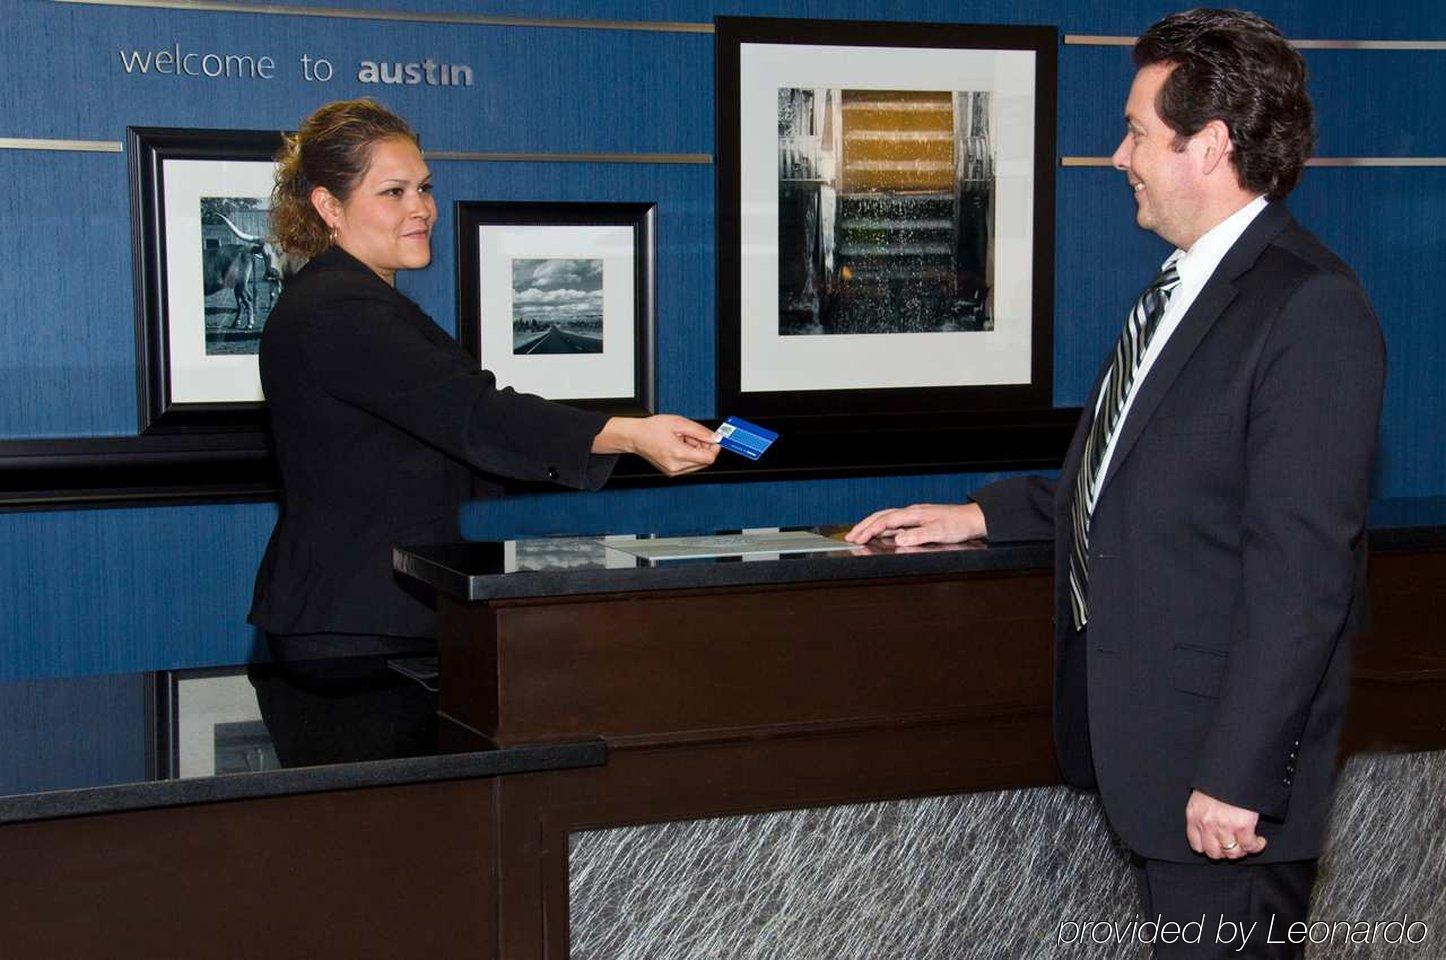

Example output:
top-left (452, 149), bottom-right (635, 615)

top-left (1134, 8), bottom-right (1314, 201)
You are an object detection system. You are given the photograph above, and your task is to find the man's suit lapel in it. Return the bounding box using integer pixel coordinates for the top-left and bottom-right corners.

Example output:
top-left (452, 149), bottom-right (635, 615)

top-left (1059, 358), bottom-right (1111, 497)
top-left (1094, 202), bottom-right (1293, 498)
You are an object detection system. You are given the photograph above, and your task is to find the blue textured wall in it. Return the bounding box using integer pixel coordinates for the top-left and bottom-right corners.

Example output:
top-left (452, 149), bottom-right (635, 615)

top-left (0, 672), bottom-right (147, 794)
top-left (1, 0), bottom-right (1442, 680)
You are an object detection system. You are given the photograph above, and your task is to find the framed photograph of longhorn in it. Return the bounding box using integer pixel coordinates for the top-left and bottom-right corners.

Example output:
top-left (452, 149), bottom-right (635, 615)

top-left (714, 17), bottom-right (1064, 477)
top-left (129, 127), bottom-right (293, 434)
top-left (455, 200), bottom-right (656, 415)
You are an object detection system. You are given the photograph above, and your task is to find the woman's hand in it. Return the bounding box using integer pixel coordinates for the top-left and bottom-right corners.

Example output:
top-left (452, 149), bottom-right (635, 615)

top-left (844, 502), bottom-right (987, 546)
top-left (593, 415), bottom-right (719, 476)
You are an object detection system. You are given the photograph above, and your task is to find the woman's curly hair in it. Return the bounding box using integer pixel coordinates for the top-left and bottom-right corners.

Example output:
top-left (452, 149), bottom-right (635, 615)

top-left (270, 98), bottom-right (420, 257)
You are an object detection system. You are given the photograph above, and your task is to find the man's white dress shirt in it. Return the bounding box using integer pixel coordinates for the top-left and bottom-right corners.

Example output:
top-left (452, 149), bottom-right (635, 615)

top-left (1088, 195), bottom-right (1268, 503)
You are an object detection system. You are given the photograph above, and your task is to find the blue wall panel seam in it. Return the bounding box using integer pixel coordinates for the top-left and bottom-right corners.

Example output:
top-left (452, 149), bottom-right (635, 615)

top-left (1066, 35), bottom-right (1446, 49)
top-left (1062, 157), bottom-right (1446, 167)
top-left (0, 141), bottom-right (711, 163)
top-left (8, 141), bottom-right (1440, 168)
top-left (49, 4), bottom-right (1446, 45)
top-left (0, 138), bottom-right (123, 153)
top-left (51, 0), bottom-right (715, 33)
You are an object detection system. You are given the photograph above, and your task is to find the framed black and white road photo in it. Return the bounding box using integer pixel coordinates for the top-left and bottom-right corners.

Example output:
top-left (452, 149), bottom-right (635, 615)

top-left (455, 201), bottom-right (656, 415)
top-left (129, 127), bottom-right (292, 433)
top-left (715, 17), bottom-right (1057, 428)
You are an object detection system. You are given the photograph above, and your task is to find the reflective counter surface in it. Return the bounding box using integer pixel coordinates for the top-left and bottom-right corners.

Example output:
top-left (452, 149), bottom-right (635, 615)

top-left (402, 498), bottom-right (1446, 603)
top-left (0, 654), bottom-right (603, 825)
top-left (397, 526), bottom-right (1056, 602)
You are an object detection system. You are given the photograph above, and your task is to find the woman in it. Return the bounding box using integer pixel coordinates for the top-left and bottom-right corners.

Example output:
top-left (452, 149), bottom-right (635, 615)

top-left (249, 99), bottom-right (716, 663)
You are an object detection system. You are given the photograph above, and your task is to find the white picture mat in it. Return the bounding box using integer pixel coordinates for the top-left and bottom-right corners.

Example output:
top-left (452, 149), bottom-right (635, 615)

top-left (738, 43), bottom-right (1037, 394)
top-left (162, 158), bottom-right (275, 403)
top-left (175, 673), bottom-right (264, 778)
top-left (474, 224), bottom-right (636, 401)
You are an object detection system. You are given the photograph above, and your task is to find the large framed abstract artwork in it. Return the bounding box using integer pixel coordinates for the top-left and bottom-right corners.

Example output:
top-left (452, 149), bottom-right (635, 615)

top-left (129, 127), bottom-right (293, 434)
top-left (715, 17), bottom-right (1069, 476)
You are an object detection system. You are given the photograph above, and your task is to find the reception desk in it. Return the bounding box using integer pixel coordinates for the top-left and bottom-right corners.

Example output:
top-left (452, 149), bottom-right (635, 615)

top-left (2, 500), bottom-right (1443, 959)
top-left (0, 656), bottom-right (603, 959)
top-left (394, 510), bottom-right (1446, 958)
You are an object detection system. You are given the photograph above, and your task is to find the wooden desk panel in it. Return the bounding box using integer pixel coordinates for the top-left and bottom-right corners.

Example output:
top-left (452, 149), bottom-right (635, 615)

top-left (0, 780), bottom-right (497, 960)
top-left (440, 570), bottom-right (1055, 747)
top-left (1345, 549), bottom-right (1446, 754)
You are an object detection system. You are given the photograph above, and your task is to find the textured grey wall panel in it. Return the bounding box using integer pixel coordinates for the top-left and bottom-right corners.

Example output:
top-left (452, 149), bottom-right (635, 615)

top-left (1311, 751), bottom-right (1446, 957)
top-left (569, 750), bottom-right (1446, 959)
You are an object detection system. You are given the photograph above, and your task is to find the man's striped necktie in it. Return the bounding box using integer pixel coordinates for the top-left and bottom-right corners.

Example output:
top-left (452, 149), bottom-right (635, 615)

top-left (1067, 259), bottom-right (1182, 630)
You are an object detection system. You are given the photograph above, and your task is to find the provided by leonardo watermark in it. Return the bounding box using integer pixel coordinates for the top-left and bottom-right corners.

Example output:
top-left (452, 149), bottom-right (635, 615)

top-left (1058, 914), bottom-right (1429, 951)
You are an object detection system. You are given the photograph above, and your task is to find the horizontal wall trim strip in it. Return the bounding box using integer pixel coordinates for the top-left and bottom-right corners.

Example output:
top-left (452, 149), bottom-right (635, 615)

top-left (1307, 157), bottom-right (1446, 166)
top-left (425, 150), bottom-right (712, 164)
top-left (50, 4), bottom-right (1446, 45)
top-left (5, 140), bottom-right (1437, 169)
top-left (1062, 156), bottom-right (1446, 167)
top-left (1065, 34), bottom-right (1446, 50)
top-left (0, 137), bottom-right (122, 153)
top-left (0, 140), bottom-right (710, 163)
top-left (1062, 35), bottom-right (1135, 46)
top-left (51, 0), bottom-right (714, 33)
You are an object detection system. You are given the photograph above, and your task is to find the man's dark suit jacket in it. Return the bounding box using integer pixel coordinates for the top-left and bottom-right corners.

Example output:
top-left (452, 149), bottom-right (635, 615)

top-left (972, 202), bottom-right (1385, 863)
top-left (249, 246), bottom-right (615, 639)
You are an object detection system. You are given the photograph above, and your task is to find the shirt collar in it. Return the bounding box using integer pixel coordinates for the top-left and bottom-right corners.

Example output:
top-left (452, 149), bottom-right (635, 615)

top-left (1169, 195), bottom-right (1269, 289)
top-left (311, 244), bottom-right (405, 297)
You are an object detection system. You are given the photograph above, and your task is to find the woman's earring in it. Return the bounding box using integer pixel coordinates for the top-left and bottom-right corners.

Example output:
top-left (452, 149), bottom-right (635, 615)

top-left (328, 225), bottom-right (338, 245)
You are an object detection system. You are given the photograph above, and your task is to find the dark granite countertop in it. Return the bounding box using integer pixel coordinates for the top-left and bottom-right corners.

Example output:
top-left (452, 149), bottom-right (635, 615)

top-left (396, 529), bottom-right (1055, 603)
top-left (399, 497), bottom-right (1446, 603)
top-left (0, 656), bottom-right (604, 825)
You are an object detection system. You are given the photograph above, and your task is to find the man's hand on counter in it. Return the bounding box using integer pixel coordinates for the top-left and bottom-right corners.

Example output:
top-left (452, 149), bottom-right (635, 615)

top-left (845, 502), bottom-right (988, 546)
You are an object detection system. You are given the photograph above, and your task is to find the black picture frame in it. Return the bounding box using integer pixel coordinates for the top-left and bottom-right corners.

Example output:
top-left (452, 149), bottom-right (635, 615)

top-left (129, 126), bottom-right (287, 435)
top-left (455, 201), bottom-right (656, 416)
top-left (150, 666), bottom-right (278, 780)
top-left (715, 16), bottom-right (1065, 474)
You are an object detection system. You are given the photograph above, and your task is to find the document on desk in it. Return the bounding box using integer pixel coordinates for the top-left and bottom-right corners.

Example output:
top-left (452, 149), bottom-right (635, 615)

top-left (598, 530), bottom-right (851, 562)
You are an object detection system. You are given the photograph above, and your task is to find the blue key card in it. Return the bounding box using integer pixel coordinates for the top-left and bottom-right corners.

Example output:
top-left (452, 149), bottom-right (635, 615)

top-left (714, 416), bottom-right (778, 460)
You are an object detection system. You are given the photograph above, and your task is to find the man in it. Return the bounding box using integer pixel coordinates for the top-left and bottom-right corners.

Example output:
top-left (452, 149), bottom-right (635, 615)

top-left (847, 9), bottom-right (1384, 956)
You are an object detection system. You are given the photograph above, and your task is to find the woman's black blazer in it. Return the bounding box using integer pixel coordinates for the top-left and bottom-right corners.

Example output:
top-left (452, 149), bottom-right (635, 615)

top-left (248, 247), bottom-right (615, 638)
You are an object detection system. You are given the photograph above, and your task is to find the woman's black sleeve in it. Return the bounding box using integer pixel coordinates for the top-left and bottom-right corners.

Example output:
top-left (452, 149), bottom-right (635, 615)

top-left (298, 295), bottom-right (618, 490)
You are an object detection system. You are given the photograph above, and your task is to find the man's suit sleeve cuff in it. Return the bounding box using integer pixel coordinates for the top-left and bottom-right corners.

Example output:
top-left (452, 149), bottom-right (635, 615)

top-left (970, 476), bottom-right (1056, 543)
top-left (1192, 754), bottom-right (1293, 822)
